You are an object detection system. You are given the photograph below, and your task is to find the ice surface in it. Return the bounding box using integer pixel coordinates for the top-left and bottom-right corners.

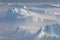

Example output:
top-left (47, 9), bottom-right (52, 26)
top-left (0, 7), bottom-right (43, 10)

top-left (0, 2), bottom-right (60, 40)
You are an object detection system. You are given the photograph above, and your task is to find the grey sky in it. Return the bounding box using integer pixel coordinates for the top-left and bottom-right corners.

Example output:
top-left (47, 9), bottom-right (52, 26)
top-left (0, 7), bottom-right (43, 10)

top-left (0, 0), bottom-right (60, 2)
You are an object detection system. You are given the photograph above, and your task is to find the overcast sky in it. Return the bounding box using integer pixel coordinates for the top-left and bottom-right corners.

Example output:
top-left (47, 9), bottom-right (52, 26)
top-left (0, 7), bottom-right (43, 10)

top-left (0, 0), bottom-right (60, 2)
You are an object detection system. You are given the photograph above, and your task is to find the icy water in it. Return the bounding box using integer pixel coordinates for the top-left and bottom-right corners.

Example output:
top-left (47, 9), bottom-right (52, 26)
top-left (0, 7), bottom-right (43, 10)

top-left (0, 2), bottom-right (60, 40)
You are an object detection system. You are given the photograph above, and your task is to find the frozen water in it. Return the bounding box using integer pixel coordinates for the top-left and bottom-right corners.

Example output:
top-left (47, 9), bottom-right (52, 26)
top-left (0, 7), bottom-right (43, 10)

top-left (0, 2), bottom-right (60, 40)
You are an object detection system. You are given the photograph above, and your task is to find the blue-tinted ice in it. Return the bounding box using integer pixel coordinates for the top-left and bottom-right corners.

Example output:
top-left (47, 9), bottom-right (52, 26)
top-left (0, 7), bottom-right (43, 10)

top-left (0, 2), bottom-right (60, 40)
